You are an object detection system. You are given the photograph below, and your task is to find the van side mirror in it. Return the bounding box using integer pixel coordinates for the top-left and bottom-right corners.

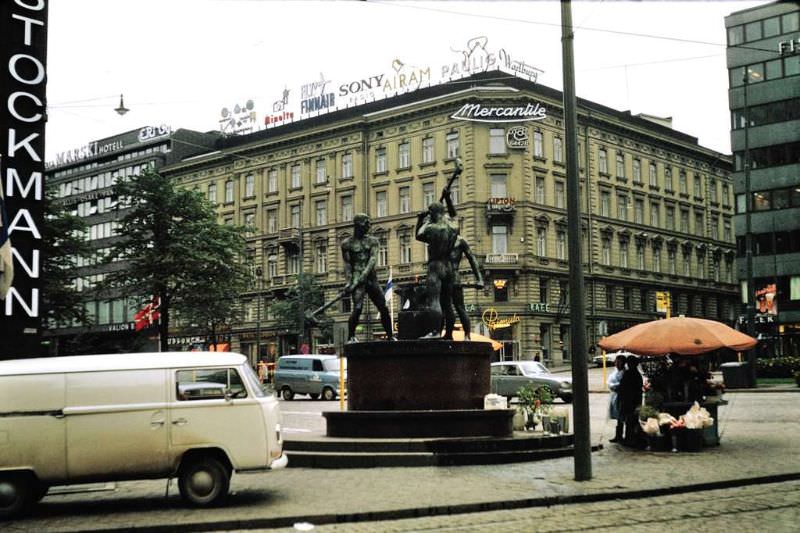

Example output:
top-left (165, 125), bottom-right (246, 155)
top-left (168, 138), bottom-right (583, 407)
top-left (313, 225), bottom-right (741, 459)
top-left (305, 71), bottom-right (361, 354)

top-left (224, 390), bottom-right (233, 402)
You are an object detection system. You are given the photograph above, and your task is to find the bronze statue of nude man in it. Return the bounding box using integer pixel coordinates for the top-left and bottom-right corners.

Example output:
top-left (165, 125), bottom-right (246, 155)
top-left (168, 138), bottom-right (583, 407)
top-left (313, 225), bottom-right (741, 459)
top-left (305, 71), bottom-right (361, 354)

top-left (341, 213), bottom-right (395, 343)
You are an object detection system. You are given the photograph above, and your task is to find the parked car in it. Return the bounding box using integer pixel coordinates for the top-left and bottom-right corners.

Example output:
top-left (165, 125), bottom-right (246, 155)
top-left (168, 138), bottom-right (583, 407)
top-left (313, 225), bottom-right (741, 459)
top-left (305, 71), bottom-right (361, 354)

top-left (490, 360), bottom-right (573, 403)
top-left (274, 354), bottom-right (345, 401)
top-left (592, 350), bottom-right (638, 367)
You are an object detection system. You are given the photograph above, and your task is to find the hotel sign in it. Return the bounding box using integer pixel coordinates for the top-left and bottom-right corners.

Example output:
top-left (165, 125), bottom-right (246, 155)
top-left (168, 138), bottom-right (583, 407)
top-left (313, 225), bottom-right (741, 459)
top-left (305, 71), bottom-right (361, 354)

top-left (451, 102), bottom-right (547, 123)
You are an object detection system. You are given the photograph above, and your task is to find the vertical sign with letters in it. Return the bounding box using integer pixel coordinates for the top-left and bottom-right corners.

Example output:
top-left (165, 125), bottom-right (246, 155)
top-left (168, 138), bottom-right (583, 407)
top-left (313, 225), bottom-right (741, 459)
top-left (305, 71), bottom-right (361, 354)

top-left (1, 0), bottom-right (49, 358)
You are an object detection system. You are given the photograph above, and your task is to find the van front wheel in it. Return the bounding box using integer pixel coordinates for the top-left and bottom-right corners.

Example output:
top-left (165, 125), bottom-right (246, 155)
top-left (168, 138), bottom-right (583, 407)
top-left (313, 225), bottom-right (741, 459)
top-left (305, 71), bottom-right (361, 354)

top-left (0, 473), bottom-right (33, 519)
top-left (178, 456), bottom-right (230, 507)
top-left (321, 387), bottom-right (336, 401)
top-left (281, 387), bottom-right (294, 401)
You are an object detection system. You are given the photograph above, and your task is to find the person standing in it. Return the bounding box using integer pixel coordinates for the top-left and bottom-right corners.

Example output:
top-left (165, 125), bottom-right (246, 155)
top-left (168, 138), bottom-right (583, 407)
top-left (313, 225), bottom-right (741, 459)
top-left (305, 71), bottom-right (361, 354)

top-left (607, 354), bottom-right (626, 443)
top-left (619, 355), bottom-right (643, 446)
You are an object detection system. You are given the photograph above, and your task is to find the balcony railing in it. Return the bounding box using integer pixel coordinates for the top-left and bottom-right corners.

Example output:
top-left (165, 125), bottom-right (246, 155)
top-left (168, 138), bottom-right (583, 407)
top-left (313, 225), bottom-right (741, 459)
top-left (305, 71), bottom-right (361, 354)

top-left (484, 253), bottom-right (519, 264)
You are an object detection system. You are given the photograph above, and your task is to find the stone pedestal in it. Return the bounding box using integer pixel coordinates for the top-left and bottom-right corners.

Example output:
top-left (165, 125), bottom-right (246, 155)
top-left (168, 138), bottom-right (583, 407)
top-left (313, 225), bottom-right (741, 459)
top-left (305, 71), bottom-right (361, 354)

top-left (324, 340), bottom-right (513, 438)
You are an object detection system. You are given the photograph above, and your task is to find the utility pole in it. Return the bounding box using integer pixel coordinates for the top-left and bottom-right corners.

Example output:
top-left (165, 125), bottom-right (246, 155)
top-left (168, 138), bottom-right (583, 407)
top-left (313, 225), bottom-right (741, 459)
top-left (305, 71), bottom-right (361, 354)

top-left (561, 0), bottom-right (592, 481)
top-left (742, 70), bottom-right (757, 387)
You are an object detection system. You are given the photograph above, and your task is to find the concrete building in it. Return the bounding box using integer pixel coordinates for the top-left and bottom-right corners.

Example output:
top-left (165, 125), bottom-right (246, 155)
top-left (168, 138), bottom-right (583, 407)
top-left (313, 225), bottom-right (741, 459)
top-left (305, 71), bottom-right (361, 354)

top-left (162, 69), bottom-right (738, 366)
top-left (726, 2), bottom-right (800, 357)
top-left (44, 126), bottom-right (220, 355)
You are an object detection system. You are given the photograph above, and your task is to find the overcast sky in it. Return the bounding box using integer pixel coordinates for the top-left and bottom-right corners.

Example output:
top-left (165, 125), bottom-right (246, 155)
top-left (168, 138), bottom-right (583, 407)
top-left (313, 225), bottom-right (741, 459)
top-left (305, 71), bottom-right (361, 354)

top-left (45, 0), bottom-right (766, 162)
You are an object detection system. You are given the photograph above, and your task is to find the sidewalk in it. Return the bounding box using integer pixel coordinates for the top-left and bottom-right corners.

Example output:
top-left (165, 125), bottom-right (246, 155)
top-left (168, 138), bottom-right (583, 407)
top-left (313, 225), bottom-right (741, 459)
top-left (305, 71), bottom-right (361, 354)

top-left (9, 391), bottom-right (800, 532)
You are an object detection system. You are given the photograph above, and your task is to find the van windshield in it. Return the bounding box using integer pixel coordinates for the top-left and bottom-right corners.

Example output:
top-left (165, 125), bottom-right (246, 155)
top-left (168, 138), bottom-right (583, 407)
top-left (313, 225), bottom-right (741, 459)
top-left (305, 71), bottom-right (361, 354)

top-left (242, 364), bottom-right (267, 397)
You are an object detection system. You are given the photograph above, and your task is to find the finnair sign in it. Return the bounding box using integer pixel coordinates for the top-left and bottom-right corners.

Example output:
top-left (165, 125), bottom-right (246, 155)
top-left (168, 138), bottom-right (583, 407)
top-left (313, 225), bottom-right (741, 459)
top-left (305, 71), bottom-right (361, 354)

top-left (450, 102), bottom-right (547, 123)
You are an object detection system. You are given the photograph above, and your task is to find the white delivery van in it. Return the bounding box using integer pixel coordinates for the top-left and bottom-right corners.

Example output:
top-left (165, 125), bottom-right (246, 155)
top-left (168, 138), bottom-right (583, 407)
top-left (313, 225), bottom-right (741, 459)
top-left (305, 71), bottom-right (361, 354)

top-left (0, 352), bottom-right (286, 518)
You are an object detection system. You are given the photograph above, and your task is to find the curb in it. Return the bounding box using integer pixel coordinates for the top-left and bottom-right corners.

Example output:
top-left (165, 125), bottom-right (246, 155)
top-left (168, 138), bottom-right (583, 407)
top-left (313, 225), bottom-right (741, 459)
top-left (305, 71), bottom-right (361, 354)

top-left (87, 472), bottom-right (800, 532)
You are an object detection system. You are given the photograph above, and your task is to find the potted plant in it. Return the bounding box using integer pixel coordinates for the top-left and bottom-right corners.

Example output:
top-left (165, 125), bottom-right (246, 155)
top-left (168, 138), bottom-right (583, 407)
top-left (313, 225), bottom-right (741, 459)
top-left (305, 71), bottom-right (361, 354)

top-left (516, 384), bottom-right (553, 431)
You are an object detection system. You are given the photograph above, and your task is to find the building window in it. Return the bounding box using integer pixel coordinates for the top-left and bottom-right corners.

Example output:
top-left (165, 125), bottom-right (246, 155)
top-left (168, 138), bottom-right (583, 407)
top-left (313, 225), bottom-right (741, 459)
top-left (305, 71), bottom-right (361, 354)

top-left (559, 280), bottom-right (569, 304)
top-left (623, 287), bottom-right (632, 310)
top-left (666, 206), bottom-right (675, 230)
top-left (649, 163), bottom-right (657, 187)
top-left (399, 186), bottom-right (410, 214)
top-left (375, 191), bottom-right (387, 218)
top-left (315, 243), bottom-right (327, 273)
top-left (553, 137), bottom-right (563, 163)
top-left (555, 181), bottom-right (565, 209)
top-left (601, 237), bottom-right (612, 265)
top-left (633, 159), bottom-right (642, 184)
top-left (491, 174), bottom-right (507, 198)
top-left (679, 171), bottom-right (688, 194)
top-left (492, 225), bottom-right (508, 254)
top-left (268, 169), bottom-right (278, 193)
top-left (290, 204), bottom-right (301, 228)
top-left (446, 132), bottom-right (459, 159)
top-left (616, 153), bottom-right (625, 179)
top-left (398, 142), bottom-right (410, 168)
top-left (375, 147), bottom-right (387, 173)
top-left (489, 128), bottom-right (506, 154)
top-left (606, 285), bottom-right (615, 308)
top-left (693, 175), bottom-right (702, 198)
top-left (291, 164), bottom-right (301, 189)
top-left (450, 179), bottom-right (460, 205)
top-left (695, 212), bottom-right (704, 236)
top-left (342, 153), bottom-right (353, 178)
top-left (683, 250), bottom-right (692, 276)
top-left (315, 159), bottom-right (326, 184)
top-left (680, 209), bottom-right (689, 233)
top-left (556, 230), bottom-right (566, 260)
top-left (723, 219), bottom-right (732, 241)
top-left (315, 200), bottom-right (327, 226)
top-left (225, 180), bottom-right (234, 203)
top-left (286, 249), bottom-right (299, 275)
top-left (536, 227), bottom-right (547, 257)
top-left (665, 168), bottom-right (673, 192)
top-left (244, 211), bottom-right (256, 230)
top-left (207, 183), bottom-right (217, 204)
top-left (539, 278), bottom-right (549, 302)
top-left (399, 233), bottom-right (412, 264)
top-left (422, 137), bottom-right (435, 164)
top-left (617, 194), bottom-right (628, 220)
top-left (267, 209), bottom-right (277, 234)
top-left (376, 236), bottom-right (388, 267)
top-left (534, 131), bottom-right (544, 158)
top-left (668, 249), bottom-right (677, 275)
top-left (620, 240), bottom-right (629, 269)
top-left (640, 289), bottom-right (650, 311)
top-left (494, 279), bottom-right (509, 302)
top-left (650, 202), bottom-right (659, 227)
top-left (244, 173), bottom-right (255, 197)
top-left (637, 244), bottom-right (645, 270)
top-left (653, 247), bottom-right (661, 273)
top-left (710, 216), bottom-right (719, 240)
top-left (709, 179), bottom-right (718, 203)
top-left (341, 195), bottom-right (353, 222)
top-left (598, 148), bottom-right (608, 174)
top-left (535, 177), bottom-right (545, 204)
top-left (600, 191), bottom-right (610, 217)
top-left (423, 182), bottom-right (435, 207)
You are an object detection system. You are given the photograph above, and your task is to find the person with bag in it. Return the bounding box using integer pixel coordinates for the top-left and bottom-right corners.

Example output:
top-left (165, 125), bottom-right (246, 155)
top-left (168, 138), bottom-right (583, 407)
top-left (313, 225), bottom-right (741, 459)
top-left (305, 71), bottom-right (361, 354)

top-left (619, 355), bottom-right (644, 447)
top-left (607, 354), bottom-right (626, 443)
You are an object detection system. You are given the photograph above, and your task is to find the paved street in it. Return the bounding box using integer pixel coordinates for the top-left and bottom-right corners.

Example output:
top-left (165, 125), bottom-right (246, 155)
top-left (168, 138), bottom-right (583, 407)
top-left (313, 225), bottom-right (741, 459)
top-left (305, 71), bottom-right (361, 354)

top-left (6, 389), bottom-right (799, 532)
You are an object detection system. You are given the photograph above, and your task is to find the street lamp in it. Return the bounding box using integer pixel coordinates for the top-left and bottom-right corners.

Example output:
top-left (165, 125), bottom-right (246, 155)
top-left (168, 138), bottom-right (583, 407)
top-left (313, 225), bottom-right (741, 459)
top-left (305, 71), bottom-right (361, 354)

top-left (114, 94), bottom-right (129, 116)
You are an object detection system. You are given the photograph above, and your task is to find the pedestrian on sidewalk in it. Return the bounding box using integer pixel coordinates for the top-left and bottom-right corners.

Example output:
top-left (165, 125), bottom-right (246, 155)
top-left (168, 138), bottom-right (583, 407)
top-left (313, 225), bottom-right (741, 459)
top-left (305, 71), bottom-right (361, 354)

top-left (608, 354), bottom-right (626, 443)
top-left (619, 355), bottom-right (643, 447)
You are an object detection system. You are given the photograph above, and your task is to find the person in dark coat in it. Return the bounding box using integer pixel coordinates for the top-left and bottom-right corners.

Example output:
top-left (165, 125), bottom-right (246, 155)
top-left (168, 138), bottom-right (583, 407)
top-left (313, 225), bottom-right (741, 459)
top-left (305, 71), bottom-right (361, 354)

top-left (618, 355), bottom-right (643, 446)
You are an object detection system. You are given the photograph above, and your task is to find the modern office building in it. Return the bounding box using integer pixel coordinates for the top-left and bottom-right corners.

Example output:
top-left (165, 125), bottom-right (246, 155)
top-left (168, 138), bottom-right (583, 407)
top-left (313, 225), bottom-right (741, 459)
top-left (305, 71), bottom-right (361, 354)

top-left (44, 126), bottom-right (220, 355)
top-left (726, 2), bottom-right (800, 357)
top-left (162, 69), bottom-right (737, 366)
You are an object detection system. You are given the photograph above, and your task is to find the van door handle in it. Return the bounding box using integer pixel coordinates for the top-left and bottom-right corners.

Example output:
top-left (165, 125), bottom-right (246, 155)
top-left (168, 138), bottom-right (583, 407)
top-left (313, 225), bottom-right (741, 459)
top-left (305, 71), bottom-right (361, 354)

top-left (172, 418), bottom-right (188, 426)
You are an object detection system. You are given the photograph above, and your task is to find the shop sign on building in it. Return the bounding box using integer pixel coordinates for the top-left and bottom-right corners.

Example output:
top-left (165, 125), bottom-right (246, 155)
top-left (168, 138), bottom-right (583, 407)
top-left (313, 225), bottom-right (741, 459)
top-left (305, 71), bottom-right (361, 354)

top-left (482, 307), bottom-right (521, 331)
top-left (528, 302), bottom-right (550, 313)
top-left (486, 197), bottom-right (516, 212)
top-left (506, 125), bottom-right (528, 148)
top-left (656, 291), bottom-right (671, 315)
top-left (451, 102), bottom-right (547, 123)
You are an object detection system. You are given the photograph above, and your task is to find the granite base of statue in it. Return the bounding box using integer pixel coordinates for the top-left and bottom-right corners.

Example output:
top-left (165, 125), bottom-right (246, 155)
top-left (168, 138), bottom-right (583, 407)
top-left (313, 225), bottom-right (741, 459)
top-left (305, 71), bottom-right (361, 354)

top-left (324, 281), bottom-right (514, 439)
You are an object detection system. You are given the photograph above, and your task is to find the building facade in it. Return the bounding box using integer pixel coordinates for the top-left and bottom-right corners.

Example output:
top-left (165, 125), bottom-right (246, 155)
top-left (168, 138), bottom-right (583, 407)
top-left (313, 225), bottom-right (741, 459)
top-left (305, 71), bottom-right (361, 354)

top-left (44, 126), bottom-right (220, 355)
top-left (162, 70), bottom-right (738, 366)
top-left (726, 2), bottom-right (800, 357)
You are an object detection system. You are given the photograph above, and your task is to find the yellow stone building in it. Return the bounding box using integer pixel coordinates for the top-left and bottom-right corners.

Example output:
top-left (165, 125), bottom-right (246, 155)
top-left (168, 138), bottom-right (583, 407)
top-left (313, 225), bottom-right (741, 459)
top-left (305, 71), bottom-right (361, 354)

top-left (163, 70), bottom-right (737, 366)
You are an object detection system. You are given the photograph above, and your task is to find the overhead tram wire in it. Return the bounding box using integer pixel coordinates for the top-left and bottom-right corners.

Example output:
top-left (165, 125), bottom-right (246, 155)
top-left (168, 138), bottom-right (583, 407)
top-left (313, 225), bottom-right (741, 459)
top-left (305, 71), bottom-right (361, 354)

top-left (367, 0), bottom-right (780, 55)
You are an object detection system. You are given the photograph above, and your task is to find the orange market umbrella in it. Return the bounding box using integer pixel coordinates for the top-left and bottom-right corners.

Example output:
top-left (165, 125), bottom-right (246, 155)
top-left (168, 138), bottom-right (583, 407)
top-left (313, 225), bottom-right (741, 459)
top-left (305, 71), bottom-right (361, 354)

top-left (597, 316), bottom-right (756, 356)
top-left (443, 327), bottom-right (503, 351)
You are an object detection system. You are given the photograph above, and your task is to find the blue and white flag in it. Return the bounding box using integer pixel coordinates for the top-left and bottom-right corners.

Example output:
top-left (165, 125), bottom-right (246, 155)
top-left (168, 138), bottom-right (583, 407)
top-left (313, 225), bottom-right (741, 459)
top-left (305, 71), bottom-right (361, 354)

top-left (384, 274), bottom-right (393, 303)
top-left (0, 187), bottom-right (13, 299)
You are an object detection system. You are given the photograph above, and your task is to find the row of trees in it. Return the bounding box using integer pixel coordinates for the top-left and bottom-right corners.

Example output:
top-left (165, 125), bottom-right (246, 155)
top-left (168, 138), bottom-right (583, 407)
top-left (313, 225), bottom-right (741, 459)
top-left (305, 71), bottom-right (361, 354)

top-left (44, 168), bottom-right (329, 354)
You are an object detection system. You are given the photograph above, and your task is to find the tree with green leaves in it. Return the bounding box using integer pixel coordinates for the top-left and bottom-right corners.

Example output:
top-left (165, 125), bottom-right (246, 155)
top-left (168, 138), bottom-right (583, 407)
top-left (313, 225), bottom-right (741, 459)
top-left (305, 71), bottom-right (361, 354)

top-left (104, 168), bottom-right (250, 351)
top-left (270, 272), bottom-right (332, 348)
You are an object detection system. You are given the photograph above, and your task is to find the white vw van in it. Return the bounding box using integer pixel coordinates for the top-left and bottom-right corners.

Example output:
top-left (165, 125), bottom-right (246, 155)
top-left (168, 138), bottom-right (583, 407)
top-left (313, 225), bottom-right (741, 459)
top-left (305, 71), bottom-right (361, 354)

top-left (0, 352), bottom-right (286, 518)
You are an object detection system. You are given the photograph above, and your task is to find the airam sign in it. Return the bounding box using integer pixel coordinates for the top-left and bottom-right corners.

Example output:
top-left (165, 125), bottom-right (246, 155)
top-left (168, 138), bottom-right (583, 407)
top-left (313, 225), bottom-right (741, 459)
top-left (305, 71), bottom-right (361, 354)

top-left (1, 0), bottom-right (49, 358)
top-left (451, 102), bottom-right (547, 123)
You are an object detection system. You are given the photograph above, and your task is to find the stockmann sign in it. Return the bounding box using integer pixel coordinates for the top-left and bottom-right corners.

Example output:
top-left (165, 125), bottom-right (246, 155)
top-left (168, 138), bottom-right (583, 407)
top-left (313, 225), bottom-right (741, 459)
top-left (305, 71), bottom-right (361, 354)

top-left (451, 102), bottom-right (547, 123)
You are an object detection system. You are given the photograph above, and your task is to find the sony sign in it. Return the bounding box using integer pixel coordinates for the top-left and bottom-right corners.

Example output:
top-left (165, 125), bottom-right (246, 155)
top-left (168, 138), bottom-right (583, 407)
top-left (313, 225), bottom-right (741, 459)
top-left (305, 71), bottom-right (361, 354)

top-left (1, 0), bottom-right (48, 358)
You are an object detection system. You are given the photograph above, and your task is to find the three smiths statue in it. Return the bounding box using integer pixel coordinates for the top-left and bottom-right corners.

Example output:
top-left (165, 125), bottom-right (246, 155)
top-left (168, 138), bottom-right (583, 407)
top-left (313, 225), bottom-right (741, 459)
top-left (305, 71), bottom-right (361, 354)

top-left (415, 159), bottom-right (463, 338)
top-left (341, 213), bottom-right (395, 343)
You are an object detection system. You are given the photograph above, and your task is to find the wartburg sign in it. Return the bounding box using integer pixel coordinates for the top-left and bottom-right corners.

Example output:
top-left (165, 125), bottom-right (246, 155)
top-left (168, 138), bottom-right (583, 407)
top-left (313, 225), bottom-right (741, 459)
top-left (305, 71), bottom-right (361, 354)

top-left (451, 102), bottom-right (547, 123)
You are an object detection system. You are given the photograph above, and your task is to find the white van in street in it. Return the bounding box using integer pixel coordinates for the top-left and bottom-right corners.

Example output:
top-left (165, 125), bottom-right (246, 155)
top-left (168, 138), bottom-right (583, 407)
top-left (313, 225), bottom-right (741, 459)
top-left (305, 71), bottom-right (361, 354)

top-left (0, 352), bottom-right (286, 518)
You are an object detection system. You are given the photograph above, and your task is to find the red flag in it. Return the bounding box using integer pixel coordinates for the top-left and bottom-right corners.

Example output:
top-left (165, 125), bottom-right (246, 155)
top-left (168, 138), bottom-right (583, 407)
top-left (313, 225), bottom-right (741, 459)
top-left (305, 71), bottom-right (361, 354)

top-left (134, 296), bottom-right (160, 331)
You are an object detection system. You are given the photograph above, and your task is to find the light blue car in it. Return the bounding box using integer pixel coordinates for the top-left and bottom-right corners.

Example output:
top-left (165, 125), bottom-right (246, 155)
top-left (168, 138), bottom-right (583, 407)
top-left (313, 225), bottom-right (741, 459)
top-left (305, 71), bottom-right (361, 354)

top-left (274, 354), bottom-right (345, 401)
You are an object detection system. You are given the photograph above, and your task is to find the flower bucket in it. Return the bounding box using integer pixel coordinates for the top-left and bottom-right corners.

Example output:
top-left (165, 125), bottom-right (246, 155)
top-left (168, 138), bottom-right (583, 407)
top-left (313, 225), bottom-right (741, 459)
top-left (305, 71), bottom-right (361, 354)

top-left (676, 428), bottom-right (704, 452)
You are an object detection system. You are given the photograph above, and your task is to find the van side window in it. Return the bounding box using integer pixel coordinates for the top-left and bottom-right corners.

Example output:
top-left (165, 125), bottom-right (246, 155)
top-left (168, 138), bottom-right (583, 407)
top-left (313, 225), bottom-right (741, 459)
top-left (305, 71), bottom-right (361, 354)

top-left (176, 368), bottom-right (247, 401)
top-left (312, 359), bottom-right (324, 372)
